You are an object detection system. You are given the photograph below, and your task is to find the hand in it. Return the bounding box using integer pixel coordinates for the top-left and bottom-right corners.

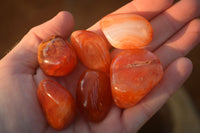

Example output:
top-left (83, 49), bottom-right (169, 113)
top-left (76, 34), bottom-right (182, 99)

top-left (0, 0), bottom-right (199, 132)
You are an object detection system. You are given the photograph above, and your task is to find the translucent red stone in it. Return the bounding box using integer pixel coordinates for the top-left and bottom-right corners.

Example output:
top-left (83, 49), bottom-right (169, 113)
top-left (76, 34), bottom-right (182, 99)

top-left (76, 70), bottom-right (112, 122)
top-left (37, 79), bottom-right (75, 130)
top-left (71, 30), bottom-right (110, 73)
top-left (110, 49), bottom-right (163, 108)
top-left (38, 36), bottom-right (77, 76)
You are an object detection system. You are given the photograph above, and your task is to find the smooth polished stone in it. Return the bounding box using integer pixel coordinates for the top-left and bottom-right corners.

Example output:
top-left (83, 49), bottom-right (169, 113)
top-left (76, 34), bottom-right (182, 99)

top-left (110, 49), bottom-right (163, 108)
top-left (76, 70), bottom-right (112, 122)
top-left (37, 79), bottom-right (75, 130)
top-left (100, 13), bottom-right (153, 49)
top-left (71, 30), bottom-right (110, 73)
top-left (38, 36), bottom-right (77, 76)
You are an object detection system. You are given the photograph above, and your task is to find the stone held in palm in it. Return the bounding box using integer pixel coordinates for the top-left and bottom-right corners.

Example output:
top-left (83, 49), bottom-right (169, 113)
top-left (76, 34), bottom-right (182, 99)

top-left (37, 79), bottom-right (76, 130)
top-left (38, 36), bottom-right (77, 76)
top-left (100, 13), bottom-right (153, 49)
top-left (110, 49), bottom-right (163, 108)
top-left (71, 30), bottom-right (110, 73)
top-left (76, 70), bottom-right (112, 122)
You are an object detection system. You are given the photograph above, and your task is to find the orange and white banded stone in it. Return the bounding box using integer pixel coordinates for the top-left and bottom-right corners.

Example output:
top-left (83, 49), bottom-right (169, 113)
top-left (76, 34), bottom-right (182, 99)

top-left (100, 13), bottom-right (153, 49)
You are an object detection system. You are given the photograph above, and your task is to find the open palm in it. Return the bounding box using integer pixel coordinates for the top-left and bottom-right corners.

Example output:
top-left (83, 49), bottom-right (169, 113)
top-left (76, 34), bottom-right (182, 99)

top-left (0, 0), bottom-right (200, 133)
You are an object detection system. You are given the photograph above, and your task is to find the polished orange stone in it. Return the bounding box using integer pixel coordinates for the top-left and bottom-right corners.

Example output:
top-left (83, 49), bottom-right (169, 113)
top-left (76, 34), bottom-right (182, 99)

top-left (100, 13), bottom-right (153, 49)
top-left (38, 36), bottom-right (77, 76)
top-left (76, 70), bottom-right (112, 122)
top-left (110, 49), bottom-right (163, 108)
top-left (71, 30), bottom-right (110, 73)
top-left (37, 79), bottom-right (75, 130)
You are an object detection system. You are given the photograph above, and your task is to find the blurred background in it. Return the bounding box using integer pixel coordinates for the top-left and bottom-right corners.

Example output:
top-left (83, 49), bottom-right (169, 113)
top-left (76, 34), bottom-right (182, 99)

top-left (0, 0), bottom-right (200, 132)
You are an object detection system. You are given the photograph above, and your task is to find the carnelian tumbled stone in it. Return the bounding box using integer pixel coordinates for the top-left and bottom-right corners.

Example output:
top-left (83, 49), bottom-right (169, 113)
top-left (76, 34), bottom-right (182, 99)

top-left (71, 30), bottom-right (110, 73)
top-left (38, 36), bottom-right (77, 76)
top-left (110, 49), bottom-right (163, 108)
top-left (100, 13), bottom-right (153, 49)
top-left (76, 70), bottom-right (112, 122)
top-left (37, 79), bottom-right (75, 130)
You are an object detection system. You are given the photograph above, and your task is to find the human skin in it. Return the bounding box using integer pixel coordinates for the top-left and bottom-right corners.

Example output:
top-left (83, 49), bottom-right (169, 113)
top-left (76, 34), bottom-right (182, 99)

top-left (0, 0), bottom-right (199, 132)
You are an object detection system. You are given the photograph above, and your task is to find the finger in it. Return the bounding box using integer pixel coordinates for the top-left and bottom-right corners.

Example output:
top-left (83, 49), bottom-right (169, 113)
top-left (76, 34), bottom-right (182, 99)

top-left (110, 19), bottom-right (200, 68)
top-left (89, 105), bottom-right (122, 133)
top-left (149, 0), bottom-right (200, 50)
top-left (1, 11), bottom-right (74, 74)
top-left (155, 19), bottom-right (200, 68)
top-left (88, 0), bottom-right (173, 48)
top-left (122, 57), bottom-right (193, 133)
top-left (115, 0), bottom-right (173, 20)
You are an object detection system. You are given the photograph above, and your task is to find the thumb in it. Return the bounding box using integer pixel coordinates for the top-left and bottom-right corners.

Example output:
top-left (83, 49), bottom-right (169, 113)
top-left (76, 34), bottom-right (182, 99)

top-left (1, 11), bottom-right (74, 74)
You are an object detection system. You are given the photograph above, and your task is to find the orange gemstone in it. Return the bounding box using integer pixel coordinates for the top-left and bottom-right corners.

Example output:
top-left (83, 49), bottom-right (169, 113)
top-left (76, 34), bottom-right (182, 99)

top-left (38, 36), bottom-right (77, 76)
top-left (110, 49), bottom-right (163, 108)
top-left (100, 13), bottom-right (153, 49)
top-left (71, 30), bottom-right (110, 73)
top-left (37, 79), bottom-right (75, 130)
top-left (76, 70), bottom-right (112, 122)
